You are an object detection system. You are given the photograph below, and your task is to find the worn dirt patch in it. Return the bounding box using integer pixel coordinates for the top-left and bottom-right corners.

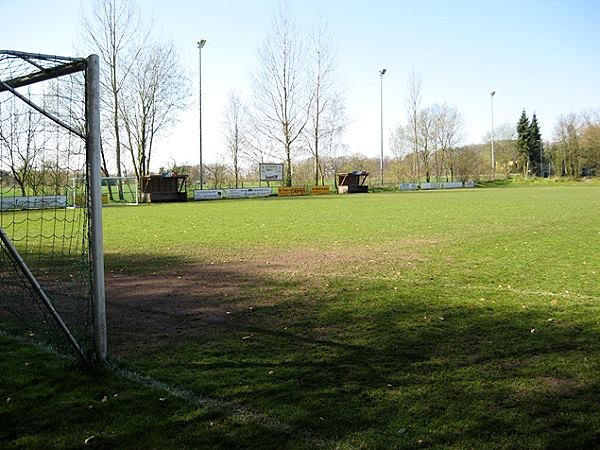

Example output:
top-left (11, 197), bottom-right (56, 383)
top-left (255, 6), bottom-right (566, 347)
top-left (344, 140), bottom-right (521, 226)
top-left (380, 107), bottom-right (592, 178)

top-left (105, 243), bottom-right (425, 358)
top-left (106, 261), bottom-right (281, 357)
top-left (512, 375), bottom-right (584, 398)
top-left (536, 376), bottom-right (582, 393)
top-left (224, 240), bottom-right (427, 277)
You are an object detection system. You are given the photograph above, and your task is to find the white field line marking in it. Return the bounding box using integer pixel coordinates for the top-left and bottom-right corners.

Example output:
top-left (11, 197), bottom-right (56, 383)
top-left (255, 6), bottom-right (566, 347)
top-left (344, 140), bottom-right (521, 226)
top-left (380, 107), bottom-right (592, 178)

top-left (462, 285), bottom-right (600, 302)
top-left (108, 362), bottom-right (290, 429)
top-left (108, 362), bottom-right (333, 448)
top-left (0, 331), bottom-right (326, 446)
top-left (334, 275), bottom-right (600, 302)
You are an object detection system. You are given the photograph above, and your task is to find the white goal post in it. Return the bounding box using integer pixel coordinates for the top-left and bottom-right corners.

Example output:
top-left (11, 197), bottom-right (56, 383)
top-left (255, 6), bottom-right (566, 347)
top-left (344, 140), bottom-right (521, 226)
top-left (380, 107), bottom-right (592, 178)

top-left (0, 50), bottom-right (106, 363)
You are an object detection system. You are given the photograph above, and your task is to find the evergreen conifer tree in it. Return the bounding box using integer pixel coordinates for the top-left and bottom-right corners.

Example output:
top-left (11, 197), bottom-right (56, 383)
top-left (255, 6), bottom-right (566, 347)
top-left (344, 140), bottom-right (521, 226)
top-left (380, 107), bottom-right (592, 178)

top-left (516, 110), bottom-right (530, 175)
top-left (528, 114), bottom-right (542, 176)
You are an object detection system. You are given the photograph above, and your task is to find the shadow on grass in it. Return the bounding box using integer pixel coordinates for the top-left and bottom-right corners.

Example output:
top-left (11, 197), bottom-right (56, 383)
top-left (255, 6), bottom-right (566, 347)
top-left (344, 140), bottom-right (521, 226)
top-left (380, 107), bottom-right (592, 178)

top-left (98, 254), bottom-right (600, 449)
top-left (0, 336), bottom-right (308, 450)
top-left (103, 251), bottom-right (194, 274)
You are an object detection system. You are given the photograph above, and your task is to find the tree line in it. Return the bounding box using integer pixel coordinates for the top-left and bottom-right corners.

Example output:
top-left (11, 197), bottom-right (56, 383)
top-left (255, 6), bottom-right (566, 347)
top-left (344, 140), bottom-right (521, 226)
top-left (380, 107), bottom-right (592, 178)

top-left (549, 111), bottom-right (600, 177)
top-left (2, 0), bottom-right (599, 196)
top-left (186, 103), bottom-right (600, 189)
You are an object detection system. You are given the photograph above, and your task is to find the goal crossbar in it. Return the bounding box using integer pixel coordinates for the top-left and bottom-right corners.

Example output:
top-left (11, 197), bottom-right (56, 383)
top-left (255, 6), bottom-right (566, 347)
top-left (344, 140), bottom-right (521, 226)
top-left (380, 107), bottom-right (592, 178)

top-left (0, 51), bottom-right (88, 138)
top-left (0, 51), bottom-right (86, 93)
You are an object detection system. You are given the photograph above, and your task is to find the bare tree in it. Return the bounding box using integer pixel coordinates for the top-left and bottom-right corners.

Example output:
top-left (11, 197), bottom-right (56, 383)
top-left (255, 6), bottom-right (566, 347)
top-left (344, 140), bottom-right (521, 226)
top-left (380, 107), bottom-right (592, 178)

top-left (252, 5), bottom-right (311, 186)
top-left (119, 41), bottom-right (189, 183)
top-left (389, 125), bottom-right (413, 183)
top-left (79, 0), bottom-right (148, 193)
top-left (406, 70), bottom-right (423, 182)
top-left (395, 80), bottom-right (464, 184)
top-left (243, 125), bottom-right (277, 166)
top-left (416, 106), bottom-right (436, 182)
top-left (321, 95), bottom-right (348, 187)
top-left (204, 163), bottom-right (231, 189)
top-left (553, 114), bottom-right (582, 177)
top-left (454, 145), bottom-right (484, 182)
top-left (483, 123), bottom-right (517, 178)
top-left (222, 91), bottom-right (246, 188)
top-left (239, 116), bottom-right (279, 185)
top-left (547, 111), bottom-right (600, 178)
top-left (580, 111), bottom-right (600, 174)
top-left (304, 18), bottom-right (342, 186)
top-left (0, 99), bottom-right (44, 196)
top-left (80, 0), bottom-right (188, 195)
top-left (390, 124), bottom-right (409, 160)
top-left (433, 104), bottom-right (464, 181)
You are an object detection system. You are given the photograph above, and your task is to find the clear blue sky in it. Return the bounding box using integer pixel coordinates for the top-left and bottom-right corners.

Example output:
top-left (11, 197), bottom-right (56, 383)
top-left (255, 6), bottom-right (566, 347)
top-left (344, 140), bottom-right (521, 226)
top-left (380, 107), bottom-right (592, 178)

top-left (2, 0), bottom-right (599, 171)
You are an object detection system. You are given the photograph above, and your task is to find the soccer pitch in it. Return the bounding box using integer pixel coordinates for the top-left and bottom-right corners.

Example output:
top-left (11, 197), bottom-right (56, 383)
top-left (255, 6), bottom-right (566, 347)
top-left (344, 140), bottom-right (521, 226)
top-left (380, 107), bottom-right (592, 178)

top-left (3, 185), bottom-right (600, 448)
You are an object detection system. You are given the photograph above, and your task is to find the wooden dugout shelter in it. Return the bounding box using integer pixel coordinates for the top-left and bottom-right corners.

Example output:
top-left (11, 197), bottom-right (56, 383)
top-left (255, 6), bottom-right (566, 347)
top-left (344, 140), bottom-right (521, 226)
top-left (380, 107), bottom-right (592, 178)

top-left (139, 174), bottom-right (188, 203)
top-left (337, 171), bottom-right (370, 194)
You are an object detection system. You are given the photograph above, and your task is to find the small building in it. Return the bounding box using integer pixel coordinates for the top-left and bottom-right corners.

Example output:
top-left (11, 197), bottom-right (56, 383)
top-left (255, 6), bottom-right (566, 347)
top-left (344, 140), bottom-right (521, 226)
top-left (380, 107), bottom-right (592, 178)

top-left (139, 174), bottom-right (188, 203)
top-left (337, 171), bottom-right (369, 194)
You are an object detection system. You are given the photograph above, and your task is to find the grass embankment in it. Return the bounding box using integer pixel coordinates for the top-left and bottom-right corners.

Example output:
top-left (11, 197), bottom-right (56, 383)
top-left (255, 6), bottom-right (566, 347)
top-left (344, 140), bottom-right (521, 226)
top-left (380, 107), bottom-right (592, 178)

top-left (3, 185), bottom-right (600, 449)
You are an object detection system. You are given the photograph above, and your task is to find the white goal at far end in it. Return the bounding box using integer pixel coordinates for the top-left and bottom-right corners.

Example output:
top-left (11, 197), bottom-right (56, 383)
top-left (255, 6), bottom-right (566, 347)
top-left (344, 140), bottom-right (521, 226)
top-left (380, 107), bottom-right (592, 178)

top-left (71, 176), bottom-right (139, 207)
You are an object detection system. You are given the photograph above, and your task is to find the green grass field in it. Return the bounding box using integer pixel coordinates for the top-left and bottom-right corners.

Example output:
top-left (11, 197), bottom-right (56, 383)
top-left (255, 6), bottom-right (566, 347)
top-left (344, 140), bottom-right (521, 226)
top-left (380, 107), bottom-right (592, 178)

top-left (2, 185), bottom-right (600, 449)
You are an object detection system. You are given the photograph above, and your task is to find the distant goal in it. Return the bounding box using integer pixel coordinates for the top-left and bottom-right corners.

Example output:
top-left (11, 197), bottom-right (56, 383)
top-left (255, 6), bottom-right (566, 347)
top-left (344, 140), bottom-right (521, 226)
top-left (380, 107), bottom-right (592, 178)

top-left (0, 50), bottom-right (106, 363)
top-left (71, 176), bottom-right (139, 207)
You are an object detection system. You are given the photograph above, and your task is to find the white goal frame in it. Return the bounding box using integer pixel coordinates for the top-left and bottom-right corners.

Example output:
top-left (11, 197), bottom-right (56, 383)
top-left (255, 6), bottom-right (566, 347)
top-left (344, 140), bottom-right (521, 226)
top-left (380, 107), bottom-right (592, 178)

top-left (0, 50), bottom-right (106, 363)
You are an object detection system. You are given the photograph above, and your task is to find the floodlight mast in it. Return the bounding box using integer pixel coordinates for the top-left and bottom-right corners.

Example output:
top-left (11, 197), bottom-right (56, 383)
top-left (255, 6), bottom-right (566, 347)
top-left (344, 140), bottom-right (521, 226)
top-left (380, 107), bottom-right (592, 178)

top-left (379, 68), bottom-right (386, 187)
top-left (198, 39), bottom-right (206, 189)
top-left (490, 90), bottom-right (496, 180)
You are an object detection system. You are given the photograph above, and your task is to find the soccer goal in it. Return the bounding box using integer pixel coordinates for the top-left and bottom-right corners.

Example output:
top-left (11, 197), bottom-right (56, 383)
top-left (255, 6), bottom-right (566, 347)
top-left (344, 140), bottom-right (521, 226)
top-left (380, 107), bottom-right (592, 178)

top-left (0, 50), bottom-right (106, 363)
top-left (71, 176), bottom-right (139, 207)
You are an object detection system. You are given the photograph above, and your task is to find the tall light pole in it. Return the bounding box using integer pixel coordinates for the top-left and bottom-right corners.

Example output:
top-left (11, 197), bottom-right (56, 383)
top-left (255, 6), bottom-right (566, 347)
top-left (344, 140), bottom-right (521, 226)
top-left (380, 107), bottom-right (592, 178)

top-left (198, 39), bottom-right (206, 189)
top-left (380, 68), bottom-right (386, 187)
top-left (490, 90), bottom-right (496, 180)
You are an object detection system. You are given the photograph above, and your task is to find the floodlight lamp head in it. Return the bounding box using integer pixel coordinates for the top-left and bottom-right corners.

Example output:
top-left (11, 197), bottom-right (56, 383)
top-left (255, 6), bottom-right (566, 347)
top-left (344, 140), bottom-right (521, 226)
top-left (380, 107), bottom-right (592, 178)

top-left (491, 90), bottom-right (496, 97)
top-left (198, 39), bottom-right (207, 48)
top-left (380, 68), bottom-right (387, 76)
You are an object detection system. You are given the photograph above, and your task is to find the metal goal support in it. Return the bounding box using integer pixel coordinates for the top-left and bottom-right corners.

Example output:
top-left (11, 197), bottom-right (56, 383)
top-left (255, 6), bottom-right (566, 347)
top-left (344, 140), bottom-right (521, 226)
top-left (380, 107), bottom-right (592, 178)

top-left (0, 50), bottom-right (106, 363)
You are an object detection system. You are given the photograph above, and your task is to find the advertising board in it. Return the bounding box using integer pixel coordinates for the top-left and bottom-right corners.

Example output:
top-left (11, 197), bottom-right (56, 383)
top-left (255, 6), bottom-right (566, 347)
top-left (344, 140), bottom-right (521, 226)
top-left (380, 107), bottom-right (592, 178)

top-left (0, 195), bottom-right (68, 211)
top-left (259, 163), bottom-right (284, 182)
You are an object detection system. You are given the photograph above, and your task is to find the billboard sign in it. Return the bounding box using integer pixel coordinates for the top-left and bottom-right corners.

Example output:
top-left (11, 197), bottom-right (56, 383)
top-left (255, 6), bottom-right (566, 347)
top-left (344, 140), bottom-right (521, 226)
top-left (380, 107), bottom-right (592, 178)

top-left (194, 189), bottom-right (224, 200)
top-left (0, 195), bottom-right (68, 211)
top-left (259, 163), bottom-right (284, 182)
top-left (226, 188), bottom-right (272, 198)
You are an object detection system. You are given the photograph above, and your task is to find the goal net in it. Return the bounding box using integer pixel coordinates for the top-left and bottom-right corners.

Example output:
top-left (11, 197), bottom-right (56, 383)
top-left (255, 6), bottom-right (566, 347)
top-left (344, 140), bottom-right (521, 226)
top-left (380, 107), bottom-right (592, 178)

top-left (71, 176), bottom-right (139, 207)
top-left (0, 50), bottom-right (106, 363)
